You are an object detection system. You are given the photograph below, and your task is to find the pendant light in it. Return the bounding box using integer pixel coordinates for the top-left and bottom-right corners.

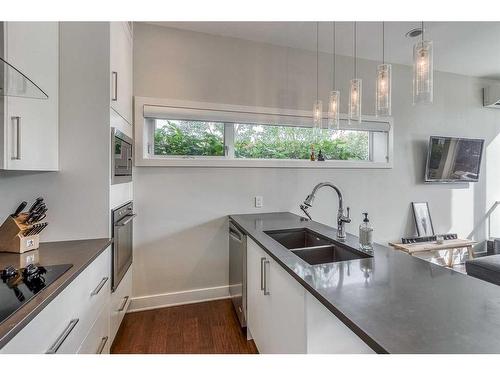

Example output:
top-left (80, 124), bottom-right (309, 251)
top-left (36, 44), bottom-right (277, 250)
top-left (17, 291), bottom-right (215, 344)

top-left (376, 22), bottom-right (392, 117)
top-left (327, 22), bottom-right (340, 130)
top-left (349, 22), bottom-right (362, 123)
top-left (312, 22), bottom-right (323, 137)
top-left (413, 21), bottom-right (433, 104)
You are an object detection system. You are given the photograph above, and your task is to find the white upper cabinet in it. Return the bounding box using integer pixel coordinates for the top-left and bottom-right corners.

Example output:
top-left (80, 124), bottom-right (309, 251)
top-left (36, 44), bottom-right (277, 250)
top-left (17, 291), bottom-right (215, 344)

top-left (110, 22), bottom-right (133, 126)
top-left (1, 22), bottom-right (59, 171)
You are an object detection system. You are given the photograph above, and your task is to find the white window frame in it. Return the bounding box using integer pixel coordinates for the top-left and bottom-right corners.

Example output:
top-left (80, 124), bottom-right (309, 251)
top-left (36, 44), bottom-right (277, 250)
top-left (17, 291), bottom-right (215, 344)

top-left (134, 96), bottom-right (394, 169)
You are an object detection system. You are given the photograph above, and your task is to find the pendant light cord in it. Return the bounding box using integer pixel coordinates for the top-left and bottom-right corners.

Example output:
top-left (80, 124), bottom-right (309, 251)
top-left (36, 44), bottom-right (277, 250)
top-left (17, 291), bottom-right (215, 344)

top-left (421, 21), bottom-right (424, 43)
top-left (333, 22), bottom-right (336, 90)
top-left (382, 22), bottom-right (385, 64)
top-left (354, 22), bottom-right (357, 77)
top-left (316, 22), bottom-right (319, 101)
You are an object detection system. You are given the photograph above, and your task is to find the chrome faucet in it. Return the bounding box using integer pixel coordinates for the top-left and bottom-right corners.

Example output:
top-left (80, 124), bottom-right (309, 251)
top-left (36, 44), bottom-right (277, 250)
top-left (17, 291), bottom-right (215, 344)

top-left (300, 182), bottom-right (351, 240)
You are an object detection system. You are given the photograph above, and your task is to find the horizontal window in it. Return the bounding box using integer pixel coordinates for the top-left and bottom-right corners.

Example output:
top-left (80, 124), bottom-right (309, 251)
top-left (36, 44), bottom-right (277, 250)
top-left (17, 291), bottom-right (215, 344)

top-left (234, 123), bottom-right (369, 161)
top-left (154, 120), bottom-right (224, 157)
top-left (137, 98), bottom-right (393, 168)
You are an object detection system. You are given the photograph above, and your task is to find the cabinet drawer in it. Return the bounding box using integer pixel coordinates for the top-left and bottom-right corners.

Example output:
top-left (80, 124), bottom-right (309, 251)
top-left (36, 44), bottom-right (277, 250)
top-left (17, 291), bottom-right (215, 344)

top-left (55, 247), bottom-right (111, 351)
top-left (78, 304), bottom-right (110, 354)
top-left (0, 247), bottom-right (111, 354)
top-left (110, 265), bottom-right (132, 343)
top-left (73, 247), bottom-right (111, 332)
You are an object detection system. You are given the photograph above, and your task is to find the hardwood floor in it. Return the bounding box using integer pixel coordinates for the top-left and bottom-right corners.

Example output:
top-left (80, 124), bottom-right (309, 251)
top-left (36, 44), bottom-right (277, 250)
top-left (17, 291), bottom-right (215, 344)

top-left (111, 299), bottom-right (258, 354)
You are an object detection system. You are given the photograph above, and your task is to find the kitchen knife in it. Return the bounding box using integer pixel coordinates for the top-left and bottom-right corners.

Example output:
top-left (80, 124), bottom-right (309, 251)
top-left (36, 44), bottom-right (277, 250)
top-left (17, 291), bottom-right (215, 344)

top-left (25, 211), bottom-right (36, 224)
top-left (32, 204), bottom-right (47, 217)
top-left (31, 223), bottom-right (47, 235)
top-left (23, 226), bottom-right (34, 236)
top-left (35, 207), bottom-right (47, 221)
top-left (32, 203), bottom-right (46, 215)
top-left (34, 214), bottom-right (46, 223)
top-left (28, 197), bottom-right (44, 213)
top-left (11, 201), bottom-right (27, 217)
top-left (26, 205), bottom-right (47, 223)
top-left (23, 223), bottom-right (47, 236)
top-left (34, 223), bottom-right (48, 234)
top-left (27, 212), bottom-right (45, 224)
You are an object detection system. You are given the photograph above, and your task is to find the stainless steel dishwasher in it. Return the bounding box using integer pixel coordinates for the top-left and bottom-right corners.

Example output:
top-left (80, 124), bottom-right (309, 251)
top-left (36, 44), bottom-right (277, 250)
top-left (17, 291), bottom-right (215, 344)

top-left (229, 220), bottom-right (247, 328)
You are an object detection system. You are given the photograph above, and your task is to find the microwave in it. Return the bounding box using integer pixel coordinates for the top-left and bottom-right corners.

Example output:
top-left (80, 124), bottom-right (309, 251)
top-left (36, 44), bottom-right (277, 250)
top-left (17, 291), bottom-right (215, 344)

top-left (111, 128), bottom-right (133, 184)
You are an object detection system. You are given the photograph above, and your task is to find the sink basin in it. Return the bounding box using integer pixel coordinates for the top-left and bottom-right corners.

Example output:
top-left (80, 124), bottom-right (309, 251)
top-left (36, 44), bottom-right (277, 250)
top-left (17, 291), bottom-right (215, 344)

top-left (292, 245), bottom-right (371, 265)
top-left (265, 228), bottom-right (372, 266)
top-left (264, 228), bottom-right (331, 249)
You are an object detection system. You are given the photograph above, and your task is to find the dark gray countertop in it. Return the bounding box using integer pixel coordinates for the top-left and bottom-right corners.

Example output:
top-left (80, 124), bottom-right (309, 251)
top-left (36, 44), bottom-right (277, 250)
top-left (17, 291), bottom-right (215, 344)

top-left (230, 212), bottom-right (500, 354)
top-left (0, 238), bottom-right (112, 349)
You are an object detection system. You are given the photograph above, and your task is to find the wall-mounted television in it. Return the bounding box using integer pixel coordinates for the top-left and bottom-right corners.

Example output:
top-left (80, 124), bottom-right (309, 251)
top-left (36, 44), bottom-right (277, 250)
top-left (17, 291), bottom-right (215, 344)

top-left (425, 136), bottom-right (485, 183)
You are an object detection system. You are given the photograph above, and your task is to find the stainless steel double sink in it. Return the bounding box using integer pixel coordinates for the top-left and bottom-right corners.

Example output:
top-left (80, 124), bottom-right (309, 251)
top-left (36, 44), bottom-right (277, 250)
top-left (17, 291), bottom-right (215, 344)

top-left (265, 228), bottom-right (372, 266)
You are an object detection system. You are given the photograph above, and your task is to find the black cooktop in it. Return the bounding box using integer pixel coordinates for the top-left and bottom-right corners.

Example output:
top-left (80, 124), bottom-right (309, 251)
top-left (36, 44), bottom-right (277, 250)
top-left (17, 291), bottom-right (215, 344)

top-left (0, 263), bottom-right (72, 325)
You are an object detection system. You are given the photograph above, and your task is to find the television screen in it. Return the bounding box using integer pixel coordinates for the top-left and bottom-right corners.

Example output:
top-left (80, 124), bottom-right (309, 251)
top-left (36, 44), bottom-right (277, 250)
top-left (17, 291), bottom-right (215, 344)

top-left (425, 136), bottom-right (484, 182)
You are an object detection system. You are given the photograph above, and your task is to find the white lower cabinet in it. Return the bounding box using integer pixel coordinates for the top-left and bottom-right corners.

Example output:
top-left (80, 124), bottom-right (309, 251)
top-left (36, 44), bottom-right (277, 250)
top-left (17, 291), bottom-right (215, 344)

top-left (110, 265), bottom-right (132, 343)
top-left (247, 238), bottom-right (306, 353)
top-left (305, 292), bottom-right (374, 354)
top-left (0, 247), bottom-right (111, 354)
top-left (246, 238), bottom-right (375, 354)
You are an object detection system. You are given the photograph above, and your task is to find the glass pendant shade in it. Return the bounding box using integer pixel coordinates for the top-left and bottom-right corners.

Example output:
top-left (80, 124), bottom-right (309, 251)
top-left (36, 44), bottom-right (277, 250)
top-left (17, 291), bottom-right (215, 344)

top-left (349, 78), bottom-right (362, 123)
top-left (327, 90), bottom-right (340, 130)
top-left (376, 63), bottom-right (392, 116)
top-left (312, 99), bottom-right (323, 137)
top-left (413, 40), bottom-right (433, 104)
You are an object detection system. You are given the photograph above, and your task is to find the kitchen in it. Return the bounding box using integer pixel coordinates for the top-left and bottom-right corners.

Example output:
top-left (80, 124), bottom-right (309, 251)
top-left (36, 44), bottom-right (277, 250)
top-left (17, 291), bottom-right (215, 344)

top-left (2, 0), bottom-right (500, 371)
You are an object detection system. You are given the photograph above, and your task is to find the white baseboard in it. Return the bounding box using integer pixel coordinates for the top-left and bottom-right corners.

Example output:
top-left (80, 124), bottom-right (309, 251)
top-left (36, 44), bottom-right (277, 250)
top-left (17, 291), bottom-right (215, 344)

top-left (128, 285), bottom-right (230, 313)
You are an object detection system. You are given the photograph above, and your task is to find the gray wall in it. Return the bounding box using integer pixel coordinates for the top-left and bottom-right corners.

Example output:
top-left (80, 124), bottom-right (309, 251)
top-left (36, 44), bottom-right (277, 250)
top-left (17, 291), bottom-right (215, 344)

top-left (0, 22), bottom-right (111, 242)
top-left (132, 23), bottom-right (500, 299)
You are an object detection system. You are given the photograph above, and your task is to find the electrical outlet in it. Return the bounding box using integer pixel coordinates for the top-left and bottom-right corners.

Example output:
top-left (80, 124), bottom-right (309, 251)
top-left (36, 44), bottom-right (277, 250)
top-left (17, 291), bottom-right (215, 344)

top-left (255, 196), bottom-right (263, 208)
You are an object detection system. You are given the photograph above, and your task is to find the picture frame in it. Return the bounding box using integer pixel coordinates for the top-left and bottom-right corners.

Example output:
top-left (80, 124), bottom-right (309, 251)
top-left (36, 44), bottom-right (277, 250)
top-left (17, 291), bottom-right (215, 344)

top-left (411, 202), bottom-right (435, 237)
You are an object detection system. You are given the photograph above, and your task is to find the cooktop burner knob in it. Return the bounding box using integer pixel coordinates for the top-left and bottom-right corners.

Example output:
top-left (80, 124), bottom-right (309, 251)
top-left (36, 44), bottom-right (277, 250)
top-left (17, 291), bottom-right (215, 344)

top-left (22, 264), bottom-right (47, 283)
top-left (23, 264), bottom-right (39, 277)
top-left (1, 265), bottom-right (18, 280)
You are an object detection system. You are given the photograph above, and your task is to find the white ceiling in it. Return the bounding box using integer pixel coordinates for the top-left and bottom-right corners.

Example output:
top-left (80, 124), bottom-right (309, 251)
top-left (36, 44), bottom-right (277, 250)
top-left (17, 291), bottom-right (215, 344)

top-left (148, 22), bottom-right (500, 79)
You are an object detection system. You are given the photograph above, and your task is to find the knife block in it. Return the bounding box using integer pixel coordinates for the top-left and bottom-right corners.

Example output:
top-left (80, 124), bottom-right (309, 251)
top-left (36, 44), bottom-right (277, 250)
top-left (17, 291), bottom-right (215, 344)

top-left (0, 215), bottom-right (40, 253)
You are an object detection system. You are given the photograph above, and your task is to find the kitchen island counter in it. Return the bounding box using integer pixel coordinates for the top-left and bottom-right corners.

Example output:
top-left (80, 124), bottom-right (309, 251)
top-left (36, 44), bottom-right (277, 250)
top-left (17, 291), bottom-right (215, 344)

top-left (230, 212), bottom-right (500, 354)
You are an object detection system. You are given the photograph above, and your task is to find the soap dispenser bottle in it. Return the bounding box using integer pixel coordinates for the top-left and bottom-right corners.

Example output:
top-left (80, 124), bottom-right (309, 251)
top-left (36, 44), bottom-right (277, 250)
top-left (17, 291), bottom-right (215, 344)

top-left (359, 213), bottom-right (373, 251)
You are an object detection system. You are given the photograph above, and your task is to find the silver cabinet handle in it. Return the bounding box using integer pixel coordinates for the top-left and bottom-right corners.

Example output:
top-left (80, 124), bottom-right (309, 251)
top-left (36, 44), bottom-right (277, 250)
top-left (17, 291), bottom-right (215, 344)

top-left (11, 116), bottom-right (21, 160)
top-left (260, 257), bottom-right (266, 291)
top-left (96, 336), bottom-right (109, 354)
top-left (90, 277), bottom-right (109, 296)
top-left (263, 260), bottom-right (270, 295)
top-left (118, 295), bottom-right (129, 312)
top-left (46, 319), bottom-right (79, 354)
top-left (111, 71), bottom-right (118, 101)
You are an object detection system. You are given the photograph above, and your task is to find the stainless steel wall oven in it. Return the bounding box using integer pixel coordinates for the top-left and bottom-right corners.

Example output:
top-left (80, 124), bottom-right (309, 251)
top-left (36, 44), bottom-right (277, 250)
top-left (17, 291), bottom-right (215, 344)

top-left (111, 201), bottom-right (135, 291)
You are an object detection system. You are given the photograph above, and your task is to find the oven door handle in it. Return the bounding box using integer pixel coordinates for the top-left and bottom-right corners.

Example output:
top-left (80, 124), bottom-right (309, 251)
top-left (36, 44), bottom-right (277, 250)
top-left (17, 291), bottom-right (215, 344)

top-left (115, 214), bottom-right (137, 227)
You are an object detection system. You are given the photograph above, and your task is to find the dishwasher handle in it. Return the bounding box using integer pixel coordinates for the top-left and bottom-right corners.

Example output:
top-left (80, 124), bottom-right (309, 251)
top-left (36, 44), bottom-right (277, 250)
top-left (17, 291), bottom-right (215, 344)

top-left (229, 223), bottom-right (243, 242)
